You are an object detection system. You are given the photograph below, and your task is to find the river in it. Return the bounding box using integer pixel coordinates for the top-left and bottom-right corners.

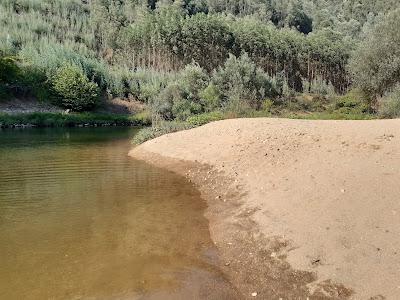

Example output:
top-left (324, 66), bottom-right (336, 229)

top-left (0, 127), bottom-right (237, 299)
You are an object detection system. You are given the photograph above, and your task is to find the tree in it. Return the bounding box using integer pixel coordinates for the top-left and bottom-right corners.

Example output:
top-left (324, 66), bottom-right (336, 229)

top-left (350, 9), bottom-right (400, 98)
top-left (0, 55), bottom-right (20, 84)
top-left (178, 62), bottom-right (209, 101)
top-left (212, 53), bottom-right (277, 109)
top-left (51, 64), bottom-right (99, 111)
top-left (180, 14), bottom-right (234, 70)
top-left (182, 0), bottom-right (208, 15)
top-left (287, 2), bottom-right (313, 34)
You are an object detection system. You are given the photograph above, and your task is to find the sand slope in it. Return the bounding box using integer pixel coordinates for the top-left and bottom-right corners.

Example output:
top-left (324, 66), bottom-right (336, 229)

top-left (130, 118), bottom-right (400, 299)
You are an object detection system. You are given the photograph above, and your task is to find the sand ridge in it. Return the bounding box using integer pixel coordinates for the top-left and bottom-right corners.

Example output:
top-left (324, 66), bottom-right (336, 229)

top-left (130, 118), bottom-right (400, 299)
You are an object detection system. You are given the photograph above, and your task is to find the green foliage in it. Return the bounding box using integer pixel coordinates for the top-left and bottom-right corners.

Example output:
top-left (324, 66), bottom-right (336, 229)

top-left (199, 83), bottom-right (221, 111)
top-left (178, 62), bottom-right (209, 101)
top-left (150, 64), bottom-right (209, 120)
top-left (350, 9), bottom-right (400, 98)
top-left (132, 121), bottom-right (194, 145)
top-left (120, 9), bottom-right (352, 92)
top-left (333, 89), bottom-right (370, 114)
top-left (151, 83), bottom-right (183, 120)
top-left (0, 52), bottom-right (55, 100)
top-left (284, 111), bottom-right (375, 120)
top-left (276, 89), bottom-right (370, 117)
top-left (186, 111), bottom-right (224, 126)
top-left (132, 110), bottom-right (152, 126)
top-left (378, 85), bottom-right (400, 118)
top-left (0, 56), bottom-right (21, 84)
top-left (129, 69), bottom-right (176, 102)
top-left (286, 2), bottom-right (313, 34)
top-left (19, 42), bottom-right (112, 90)
top-left (179, 13), bottom-right (234, 70)
top-left (182, 0), bottom-right (208, 15)
top-left (51, 64), bottom-right (99, 111)
top-left (0, 0), bottom-right (396, 120)
top-left (0, 55), bottom-right (21, 99)
top-left (172, 99), bottom-right (202, 121)
top-left (262, 99), bottom-right (274, 112)
top-left (0, 112), bottom-right (150, 128)
top-left (212, 53), bottom-right (277, 109)
top-left (302, 77), bottom-right (336, 96)
top-left (223, 96), bottom-right (253, 116)
top-left (293, 94), bottom-right (326, 111)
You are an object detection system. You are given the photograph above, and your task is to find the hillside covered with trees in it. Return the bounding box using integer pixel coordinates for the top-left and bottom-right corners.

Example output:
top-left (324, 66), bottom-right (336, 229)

top-left (1, 0), bottom-right (400, 127)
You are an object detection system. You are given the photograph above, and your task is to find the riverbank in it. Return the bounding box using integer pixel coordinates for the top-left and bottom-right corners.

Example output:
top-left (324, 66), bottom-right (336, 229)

top-left (0, 112), bottom-right (151, 128)
top-left (130, 118), bottom-right (400, 299)
top-left (0, 94), bottom-right (151, 128)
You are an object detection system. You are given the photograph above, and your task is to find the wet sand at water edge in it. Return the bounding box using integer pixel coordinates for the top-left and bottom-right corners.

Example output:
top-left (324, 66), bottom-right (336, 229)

top-left (130, 118), bottom-right (400, 299)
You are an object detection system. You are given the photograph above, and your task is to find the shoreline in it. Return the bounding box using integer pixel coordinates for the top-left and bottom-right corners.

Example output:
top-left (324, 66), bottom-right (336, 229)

top-left (130, 118), bottom-right (400, 299)
top-left (0, 112), bottom-right (151, 128)
top-left (130, 141), bottom-right (351, 299)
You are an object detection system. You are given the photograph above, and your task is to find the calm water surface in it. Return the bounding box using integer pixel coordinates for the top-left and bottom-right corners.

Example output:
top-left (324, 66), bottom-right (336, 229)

top-left (0, 128), bottom-right (237, 300)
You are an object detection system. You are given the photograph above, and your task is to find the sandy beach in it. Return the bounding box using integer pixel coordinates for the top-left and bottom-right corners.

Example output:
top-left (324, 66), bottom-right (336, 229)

top-left (130, 118), bottom-right (400, 299)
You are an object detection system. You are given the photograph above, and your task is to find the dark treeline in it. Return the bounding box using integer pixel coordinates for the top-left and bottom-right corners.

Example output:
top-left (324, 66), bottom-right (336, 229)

top-left (0, 0), bottom-right (399, 118)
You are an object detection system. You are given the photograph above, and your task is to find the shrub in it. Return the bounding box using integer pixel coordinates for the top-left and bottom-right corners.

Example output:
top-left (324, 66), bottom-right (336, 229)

top-left (212, 53), bottom-right (277, 110)
top-left (349, 9), bottom-right (400, 98)
top-left (172, 99), bottom-right (202, 121)
top-left (334, 89), bottom-right (370, 114)
top-left (140, 83), bottom-right (163, 103)
top-left (302, 76), bottom-right (336, 96)
top-left (179, 62), bottom-right (209, 102)
top-left (186, 111), bottom-right (224, 126)
top-left (262, 99), bottom-right (274, 112)
top-left (132, 121), bottom-right (194, 145)
top-left (131, 110), bottom-right (152, 126)
top-left (120, 68), bottom-right (175, 102)
top-left (151, 83), bottom-right (183, 120)
top-left (378, 85), bottom-right (400, 118)
top-left (51, 63), bottom-right (99, 111)
top-left (19, 65), bottom-right (51, 101)
top-left (0, 55), bottom-right (21, 84)
top-left (151, 65), bottom-right (210, 121)
top-left (223, 96), bottom-right (253, 115)
top-left (199, 83), bottom-right (221, 112)
top-left (289, 94), bottom-right (327, 112)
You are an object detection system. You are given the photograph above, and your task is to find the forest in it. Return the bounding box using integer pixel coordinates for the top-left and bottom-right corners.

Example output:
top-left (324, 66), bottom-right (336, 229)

top-left (1, 0), bottom-right (400, 128)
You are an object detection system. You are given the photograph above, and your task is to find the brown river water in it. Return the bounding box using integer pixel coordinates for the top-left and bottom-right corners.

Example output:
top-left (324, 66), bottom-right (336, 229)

top-left (0, 127), bottom-right (237, 300)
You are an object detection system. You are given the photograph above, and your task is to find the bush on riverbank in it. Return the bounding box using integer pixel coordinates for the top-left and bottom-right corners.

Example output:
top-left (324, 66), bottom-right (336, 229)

top-left (0, 112), bottom-right (151, 128)
top-left (378, 85), bottom-right (400, 118)
top-left (132, 93), bottom-right (375, 145)
top-left (186, 111), bottom-right (225, 126)
top-left (51, 64), bottom-right (100, 111)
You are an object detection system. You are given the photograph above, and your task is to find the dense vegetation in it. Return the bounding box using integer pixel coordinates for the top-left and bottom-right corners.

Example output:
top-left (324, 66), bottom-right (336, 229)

top-left (0, 111), bottom-right (151, 128)
top-left (0, 0), bottom-right (399, 130)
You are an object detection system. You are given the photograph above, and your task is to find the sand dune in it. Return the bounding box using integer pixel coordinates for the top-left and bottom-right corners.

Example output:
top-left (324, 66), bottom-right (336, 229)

top-left (130, 118), bottom-right (400, 299)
